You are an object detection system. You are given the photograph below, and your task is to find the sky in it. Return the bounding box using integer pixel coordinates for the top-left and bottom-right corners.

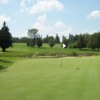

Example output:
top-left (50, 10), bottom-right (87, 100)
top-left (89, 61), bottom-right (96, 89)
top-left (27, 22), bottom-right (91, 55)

top-left (0, 0), bottom-right (100, 39)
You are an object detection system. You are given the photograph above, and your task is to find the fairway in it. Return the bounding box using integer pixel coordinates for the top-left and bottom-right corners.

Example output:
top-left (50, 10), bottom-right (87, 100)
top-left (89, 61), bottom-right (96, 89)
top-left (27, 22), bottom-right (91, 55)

top-left (0, 57), bottom-right (100, 100)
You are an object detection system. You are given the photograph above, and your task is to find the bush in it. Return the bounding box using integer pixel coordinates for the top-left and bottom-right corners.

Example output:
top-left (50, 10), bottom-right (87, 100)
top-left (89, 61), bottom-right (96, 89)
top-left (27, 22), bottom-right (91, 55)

top-left (27, 39), bottom-right (35, 47)
top-left (70, 52), bottom-right (78, 56)
top-left (36, 37), bottom-right (43, 48)
top-left (49, 37), bottom-right (55, 48)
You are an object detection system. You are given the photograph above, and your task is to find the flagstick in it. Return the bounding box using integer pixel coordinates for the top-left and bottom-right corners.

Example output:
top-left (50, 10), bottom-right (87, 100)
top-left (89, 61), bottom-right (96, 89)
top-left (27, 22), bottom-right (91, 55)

top-left (61, 44), bottom-right (63, 69)
top-left (61, 44), bottom-right (66, 69)
top-left (61, 60), bottom-right (62, 69)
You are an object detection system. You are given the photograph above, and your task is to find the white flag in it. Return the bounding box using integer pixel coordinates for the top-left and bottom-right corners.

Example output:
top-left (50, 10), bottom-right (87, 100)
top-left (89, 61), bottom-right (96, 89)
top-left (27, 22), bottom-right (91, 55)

top-left (63, 44), bottom-right (66, 48)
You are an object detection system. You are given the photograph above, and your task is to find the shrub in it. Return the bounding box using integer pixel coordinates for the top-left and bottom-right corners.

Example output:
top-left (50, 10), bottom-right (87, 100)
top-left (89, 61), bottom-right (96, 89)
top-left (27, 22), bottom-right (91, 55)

top-left (70, 52), bottom-right (78, 56)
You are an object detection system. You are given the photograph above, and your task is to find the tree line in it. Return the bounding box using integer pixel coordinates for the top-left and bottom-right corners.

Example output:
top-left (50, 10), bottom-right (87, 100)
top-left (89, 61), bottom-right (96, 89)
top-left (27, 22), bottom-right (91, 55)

top-left (12, 29), bottom-right (60, 48)
top-left (63, 33), bottom-right (100, 51)
top-left (13, 28), bottom-right (100, 51)
top-left (0, 22), bottom-right (100, 52)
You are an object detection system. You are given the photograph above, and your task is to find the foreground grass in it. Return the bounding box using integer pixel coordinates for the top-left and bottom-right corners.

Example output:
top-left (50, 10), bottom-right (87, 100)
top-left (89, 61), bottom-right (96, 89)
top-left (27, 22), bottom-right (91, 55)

top-left (0, 57), bottom-right (100, 100)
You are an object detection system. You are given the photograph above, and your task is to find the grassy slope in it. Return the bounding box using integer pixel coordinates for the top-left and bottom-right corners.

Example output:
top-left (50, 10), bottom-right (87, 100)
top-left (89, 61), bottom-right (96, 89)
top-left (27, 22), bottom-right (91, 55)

top-left (0, 57), bottom-right (100, 100)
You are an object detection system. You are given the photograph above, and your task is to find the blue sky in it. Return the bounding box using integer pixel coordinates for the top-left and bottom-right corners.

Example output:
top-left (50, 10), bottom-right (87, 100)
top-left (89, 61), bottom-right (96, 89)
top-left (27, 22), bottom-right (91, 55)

top-left (0, 0), bottom-right (100, 39)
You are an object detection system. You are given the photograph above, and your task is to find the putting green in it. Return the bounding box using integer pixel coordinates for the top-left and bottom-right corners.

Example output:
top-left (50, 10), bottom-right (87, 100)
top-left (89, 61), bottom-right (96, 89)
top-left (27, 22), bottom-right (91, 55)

top-left (0, 57), bottom-right (100, 100)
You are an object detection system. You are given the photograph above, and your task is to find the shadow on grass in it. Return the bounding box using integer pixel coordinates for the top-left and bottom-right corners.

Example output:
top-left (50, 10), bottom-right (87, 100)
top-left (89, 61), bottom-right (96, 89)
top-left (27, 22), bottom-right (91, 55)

top-left (0, 66), bottom-right (7, 72)
top-left (0, 59), bottom-right (12, 63)
top-left (0, 59), bottom-right (13, 72)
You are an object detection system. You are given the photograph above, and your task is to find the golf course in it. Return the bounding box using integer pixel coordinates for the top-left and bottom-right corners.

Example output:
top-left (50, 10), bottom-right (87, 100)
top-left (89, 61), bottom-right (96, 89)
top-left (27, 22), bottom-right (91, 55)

top-left (0, 43), bottom-right (100, 100)
top-left (0, 0), bottom-right (100, 99)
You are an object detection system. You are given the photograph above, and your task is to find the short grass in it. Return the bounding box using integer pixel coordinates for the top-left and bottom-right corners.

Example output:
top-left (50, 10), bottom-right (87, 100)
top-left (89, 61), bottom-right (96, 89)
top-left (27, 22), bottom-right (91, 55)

top-left (0, 57), bottom-right (100, 100)
top-left (0, 57), bottom-right (27, 70)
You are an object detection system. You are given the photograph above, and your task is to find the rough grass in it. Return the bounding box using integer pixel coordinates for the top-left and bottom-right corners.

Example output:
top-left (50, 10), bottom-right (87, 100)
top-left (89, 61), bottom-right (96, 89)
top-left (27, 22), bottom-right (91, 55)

top-left (0, 57), bottom-right (100, 100)
top-left (0, 43), bottom-right (100, 57)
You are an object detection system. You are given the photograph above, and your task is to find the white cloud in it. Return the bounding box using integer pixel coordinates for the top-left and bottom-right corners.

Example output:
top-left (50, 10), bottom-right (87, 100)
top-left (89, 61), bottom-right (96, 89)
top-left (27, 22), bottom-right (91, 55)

top-left (33, 14), bottom-right (73, 40)
top-left (0, 14), bottom-right (11, 27)
top-left (0, 0), bottom-right (10, 4)
top-left (33, 13), bottom-right (49, 36)
top-left (20, 0), bottom-right (64, 14)
top-left (12, 31), bottom-right (28, 38)
top-left (38, 13), bottom-right (47, 23)
top-left (20, 0), bottom-right (32, 12)
top-left (0, 14), bottom-right (16, 28)
top-left (87, 10), bottom-right (100, 19)
top-left (0, 14), bottom-right (11, 22)
top-left (81, 29), bottom-right (98, 34)
top-left (54, 21), bottom-right (73, 38)
top-left (55, 21), bottom-right (67, 30)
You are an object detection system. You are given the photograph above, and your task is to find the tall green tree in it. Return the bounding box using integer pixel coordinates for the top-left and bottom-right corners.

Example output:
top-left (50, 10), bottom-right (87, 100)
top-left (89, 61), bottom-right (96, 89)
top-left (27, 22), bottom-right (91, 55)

top-left (69, 34), bottom-right (75, 43)
top-left (0, 21), bottom-right (12, 52)
top-left (55, 34), bottom-right (60, 43)
top-left (27, 28), bottom-right (38, 47)
top-left (36, 36), bottom-right (43, 48)
top-left (88, 34), bottom-right (96, 51)
top-left (62, 36), bottom-right (69, 48)
top-left (43, 35), bottom-right (49, 43)
top-left (77, 34), bottom-right (85, 50)
top-left (88, 32), bottom-right (100, 51)
top-left (49, 36), bottom-right (55, 48)
top-left (95, 32), bottom-right (100, 51)
top-left (82, 33), bottom-right (90, 47)
top-left (28, 28), bottom-right (38, 39)
top-left (27, 39), bottom-right (35, 47)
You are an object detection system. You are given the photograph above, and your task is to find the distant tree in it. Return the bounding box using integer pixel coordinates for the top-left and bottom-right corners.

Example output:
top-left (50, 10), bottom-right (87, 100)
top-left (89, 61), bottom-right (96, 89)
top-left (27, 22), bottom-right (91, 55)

top-left (95, 32), bottom-right (100, 51)
top-left (69, 34), bottom-right (75, 43)
top-left (77, 34), bottom-right (85, 50)
top-left (36, 36), bottom-right (43, 48)
top-left (28, 28), bottom-right (38, 39)
top-left (74, 35), bottom-right (79, 42)
top-left (62, 36), bottom-right (69, 48)
top-left (49, 36), bottom-right (55, 48)
top-left (88, 32), bottom-right (100, 51)
top-left (68, 42), bottom-right (78, 48)
top-left (88, 34), bottom-right (96, 51)
top-left (27, 28), bottom-right (38, 47)
top-left (12, 37), bottom-right (30, 43)
top-left (43, 35), bottom-right (49, 43)
top-left (20, 37), bottom-right (29, 43)
top-left (55, 34), bottom-right (60, 43)
top-left (68, 34), bottom-right (79, 48)
top-left (0, 21), bottom-right (12, 52)
top-left (82, 33), bottom-right (90, 47)
top-left (27, 39), bottom-right (35, 47)
top-left (12, 37), bottom-right (20, 43)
